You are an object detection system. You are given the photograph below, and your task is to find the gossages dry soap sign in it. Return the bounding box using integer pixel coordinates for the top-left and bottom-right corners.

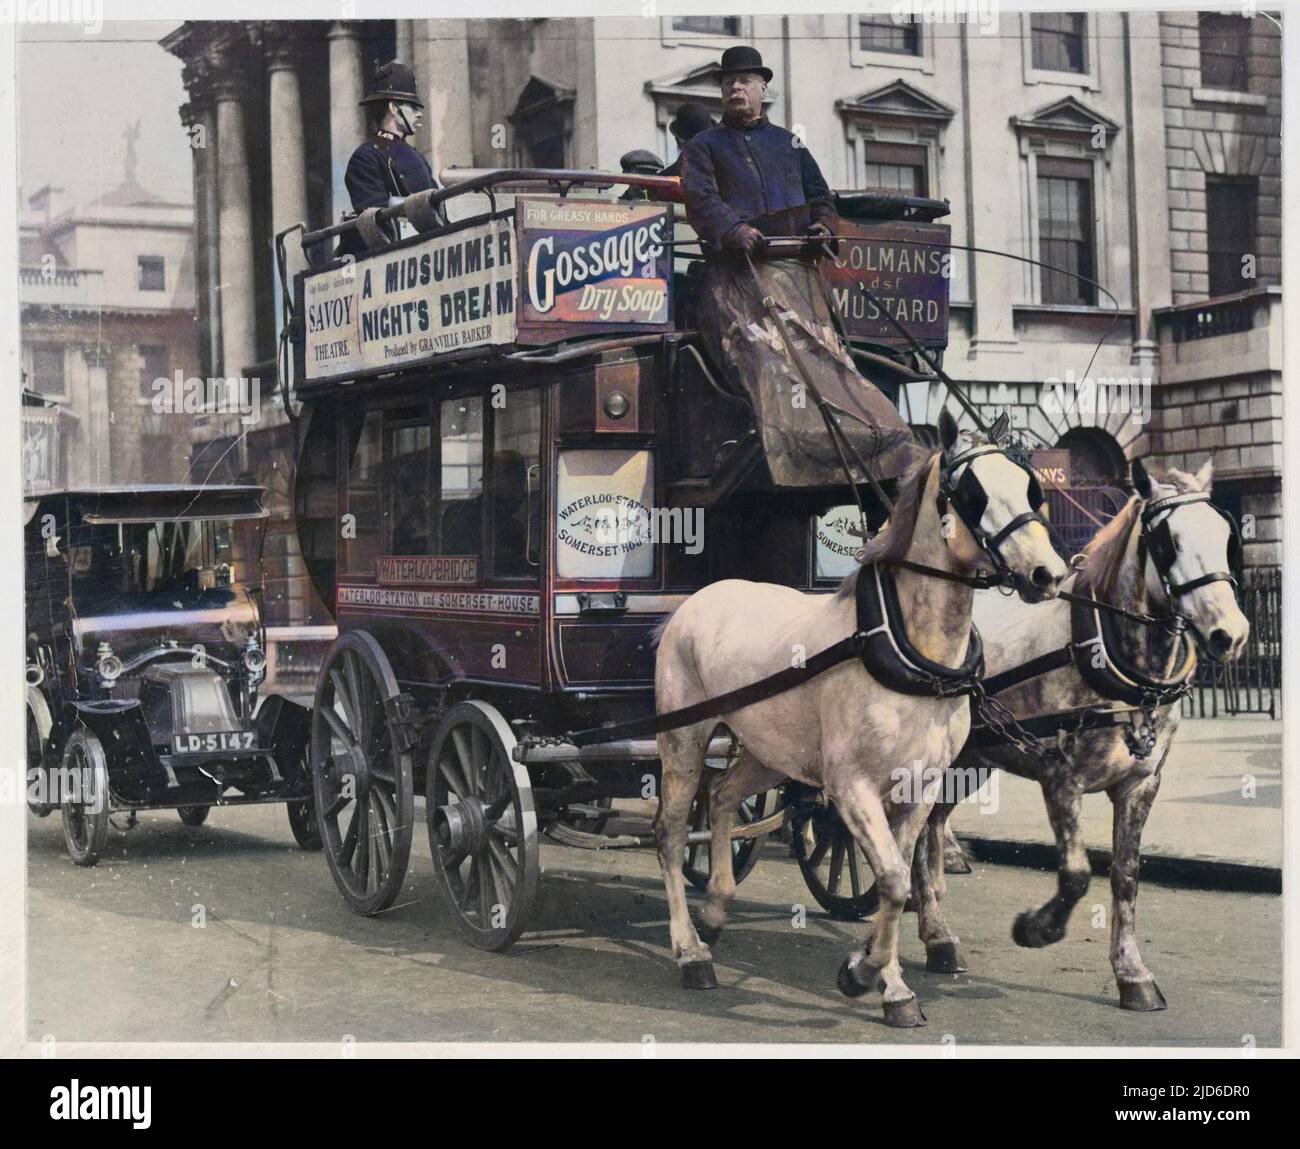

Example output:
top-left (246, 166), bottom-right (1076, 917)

top-left (304, 216), bottom-right (516, 380)
top-left (517, 197), bottom-right (672, 338)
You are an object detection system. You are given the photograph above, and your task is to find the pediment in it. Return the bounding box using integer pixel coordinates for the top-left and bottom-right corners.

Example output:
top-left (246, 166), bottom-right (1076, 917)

top-left (1011, 96), bottom-right (1120, 141)
top-left (836, 79), bottom-right (955, 122)
top-left (510, 75), bottom-right (576, 120)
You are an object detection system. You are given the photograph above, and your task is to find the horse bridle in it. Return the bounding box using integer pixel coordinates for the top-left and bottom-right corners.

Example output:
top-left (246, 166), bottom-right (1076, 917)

top-left (1139, 491), bottom-right (1241, 601)
top-left (937, 442), bottom-right (1047, 583)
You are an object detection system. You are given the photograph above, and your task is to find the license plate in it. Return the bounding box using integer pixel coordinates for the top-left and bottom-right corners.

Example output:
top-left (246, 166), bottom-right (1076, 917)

top-left (171, 731), bottom-right (258, 754)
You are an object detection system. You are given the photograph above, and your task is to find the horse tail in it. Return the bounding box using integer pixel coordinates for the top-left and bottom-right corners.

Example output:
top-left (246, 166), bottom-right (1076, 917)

top-left (648, 610), bottom-right (679, 649)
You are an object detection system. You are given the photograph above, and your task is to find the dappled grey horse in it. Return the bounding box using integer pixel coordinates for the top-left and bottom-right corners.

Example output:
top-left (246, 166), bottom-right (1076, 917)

top-left (915, 459), bottom-right (1248, 1010)
top-left (653, 411), bottom-right (1068, 1026)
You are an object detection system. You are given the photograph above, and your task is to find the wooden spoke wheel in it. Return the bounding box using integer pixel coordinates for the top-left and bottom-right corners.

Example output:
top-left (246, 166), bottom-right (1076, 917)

top-left (60, 730), bottom-right (110, 867)
top-left (427, 702), bottom-right (539, 952)
top-left (177, 805), bottom-right (210, 826)
top-left (792, 801), bottom-right (879, 921)
top-left (682, 786), bottom-right (778, 893)
top-left (310, 632), bottom-right (416, 916)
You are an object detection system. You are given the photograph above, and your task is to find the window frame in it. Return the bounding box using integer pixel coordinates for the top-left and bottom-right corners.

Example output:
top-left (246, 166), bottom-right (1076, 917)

top-left (1033, 156), bottom-right (1098, 307)
top-left (848, 13), bottom-right (934, 74)
top-left (1021, 12), bottom-right (1100, 90)
top-left (659, 15), bottom-right (751, 52)
top-left (137, 255), bottom-right (166, 292)
top-left (25, 342), bottom-right (70, 403)
top-left (1205, 175), bottom-right (1259, 299)
top-left (1197, 11), bottom-right (1250, 94)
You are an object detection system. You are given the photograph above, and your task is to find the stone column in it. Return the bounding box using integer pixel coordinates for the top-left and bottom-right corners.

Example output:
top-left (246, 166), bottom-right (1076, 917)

top-left (418, 19), bottom-right (473, 175)
top-left (265, 29), bottom-right (310, 281)
top-left (394, 20), bottom-right (415, 68)
top-left (211, 64), bottom-right (258, 381)
top-left (180, 65), bottom-right (219, 380)
top-left (1125, 11), bottom-right (1173, 374)
top-left (329, 22), bottom-right (368, 225)
top-left (78, 346), bottom-right (112, 487)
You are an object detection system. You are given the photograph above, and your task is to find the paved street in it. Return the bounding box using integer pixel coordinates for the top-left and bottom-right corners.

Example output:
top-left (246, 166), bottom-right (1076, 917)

top-left (952, 717), bottom-right (1283, 873)
top-left (26, 799), bottom-right (1281, 1048)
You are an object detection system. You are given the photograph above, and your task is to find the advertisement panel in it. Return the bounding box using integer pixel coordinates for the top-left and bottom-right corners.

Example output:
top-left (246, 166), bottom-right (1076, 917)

top-left (304, 216), bottom-right (516, 381)
top-left (517, 197), bottom-right (672, 342)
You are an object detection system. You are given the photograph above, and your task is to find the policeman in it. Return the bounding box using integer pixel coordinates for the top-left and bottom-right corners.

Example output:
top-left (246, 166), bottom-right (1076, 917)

top-left (340, 61), bottom-right (442, 257)
top-left (681, 46), bottom-right (837, 257)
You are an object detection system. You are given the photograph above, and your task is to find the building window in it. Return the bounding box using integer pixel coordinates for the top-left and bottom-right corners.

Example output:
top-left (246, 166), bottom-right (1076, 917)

top-left (27, 344), bottom-right (66, 399)
top-left (1199, 13), bottom-right (1249, 92)
top-left (672, 17), bottom-right (741, 38)
top-left (1031, 13), bottom-right (1087, 74)
top-left (1206, 176), bottom-right (1258, 297)
top-left (138, 255), bottom-right (165, 291)
top-left (1036, 157), bottom-right (1095, 305)
top-left (861, 141), bottom-right (928, 196)
top-left (857, 15), bottom-right (920, 56)
top-left (510, 78), bottom-right (574, 170)
top-left (138, 345), bottom-right (170, 400)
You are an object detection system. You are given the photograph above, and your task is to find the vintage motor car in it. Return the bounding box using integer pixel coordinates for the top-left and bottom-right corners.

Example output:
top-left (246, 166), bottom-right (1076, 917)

top-left (24, 484), bottom-right (320, 865)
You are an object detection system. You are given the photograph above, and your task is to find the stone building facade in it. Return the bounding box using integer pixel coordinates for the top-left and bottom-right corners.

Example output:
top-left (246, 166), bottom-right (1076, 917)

top-left (18, 174), bottom-right (198, 492)
top-left (161, 12), bottom-right (1282, 584)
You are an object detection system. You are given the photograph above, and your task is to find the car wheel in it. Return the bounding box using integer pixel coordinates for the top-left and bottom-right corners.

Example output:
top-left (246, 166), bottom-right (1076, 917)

top-left (177, 805), bottom-right (210, 827)
top-left (61, 730), bottom-right (111, 867)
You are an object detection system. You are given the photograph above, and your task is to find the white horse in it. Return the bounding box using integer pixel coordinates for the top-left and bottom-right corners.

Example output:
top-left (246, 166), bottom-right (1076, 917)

top-left (653, 411), bottom-right (1069, 1026)
top-left (915, 459), bottom-right (1249, 1010)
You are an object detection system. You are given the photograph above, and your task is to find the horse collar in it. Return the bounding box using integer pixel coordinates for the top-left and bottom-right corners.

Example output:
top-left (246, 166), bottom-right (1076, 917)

top-left (1070, 589), bottom-right (1196, 708)
top-left (854, 564), bottom-right (985, 697)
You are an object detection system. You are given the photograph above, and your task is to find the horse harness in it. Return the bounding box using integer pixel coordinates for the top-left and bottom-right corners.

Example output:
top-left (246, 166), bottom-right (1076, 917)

top-left (970, 490), bottom-right (1238, 761)
top-left (564, 443), bottom-right (1038, 749)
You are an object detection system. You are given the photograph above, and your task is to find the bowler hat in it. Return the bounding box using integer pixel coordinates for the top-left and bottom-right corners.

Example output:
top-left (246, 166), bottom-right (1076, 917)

top-left (668, 102), bottom-right (715, 141)
top-left (360, 60), bottom-right (424, 109)
top-left (717, 45), bottom-right (773, 83)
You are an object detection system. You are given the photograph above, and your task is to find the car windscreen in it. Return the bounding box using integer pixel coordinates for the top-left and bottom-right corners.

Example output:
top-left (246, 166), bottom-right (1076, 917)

top-left (67, 519), bottom-right (243, 596)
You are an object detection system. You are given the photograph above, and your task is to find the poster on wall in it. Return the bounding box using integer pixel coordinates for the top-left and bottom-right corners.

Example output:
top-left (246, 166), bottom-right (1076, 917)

top-left (516, 197), bottom-right (673, 341)
top-left (304, 216), bottom-right (517, 382)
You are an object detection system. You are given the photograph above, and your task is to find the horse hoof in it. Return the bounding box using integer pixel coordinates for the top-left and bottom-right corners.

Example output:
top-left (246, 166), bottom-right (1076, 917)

top-left (883, 996), bottom-right (927, 1028)
top-left (695, 919), bottom-right (723, 946)
top-left (680, 961), bottom-right (718, 990)
top-left (1118, 979), bottom-right (1168, 1012)
top-left (943, 846), bottom-right (972, 875)
top-left (837, 957), bottom-right (873, 999)
top-left (1012, 911), bottom-right (1057, 949)
top-left (926, 940), bottom-right (968, 974)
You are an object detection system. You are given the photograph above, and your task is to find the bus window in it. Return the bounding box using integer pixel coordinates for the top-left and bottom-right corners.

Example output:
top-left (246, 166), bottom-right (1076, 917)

top-left (388, 413), bottom-right (432, 556)
top-left (439, 396), bottom-right (484, 556)
top-left (556, 449), bottom-right (654, 580)
top-left (343, 410), bottom-right (383, 575)
top-left (490, 390), bottom-right (541, 578)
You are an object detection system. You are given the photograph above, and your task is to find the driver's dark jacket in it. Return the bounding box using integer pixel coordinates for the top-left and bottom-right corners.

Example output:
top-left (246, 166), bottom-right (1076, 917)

top-left (681, 116), bottom-right (836, 251)
top-left (338, 130), bottom-right (437, 258)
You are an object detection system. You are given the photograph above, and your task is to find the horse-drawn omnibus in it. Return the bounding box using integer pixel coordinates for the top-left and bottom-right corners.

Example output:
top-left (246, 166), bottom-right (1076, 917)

top-left (282, 168), bottom-right (954, 948)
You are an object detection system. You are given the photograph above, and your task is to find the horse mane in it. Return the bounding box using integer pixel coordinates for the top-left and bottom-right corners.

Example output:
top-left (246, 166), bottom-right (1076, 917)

top-left (1080, 467), bottom-right (1204, 597)
top-left (836, 448), bottom-right (939, 598)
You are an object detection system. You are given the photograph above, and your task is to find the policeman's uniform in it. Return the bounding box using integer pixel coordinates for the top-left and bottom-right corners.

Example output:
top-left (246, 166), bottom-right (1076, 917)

top-left (339, 61), bottom-right (441, 259)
